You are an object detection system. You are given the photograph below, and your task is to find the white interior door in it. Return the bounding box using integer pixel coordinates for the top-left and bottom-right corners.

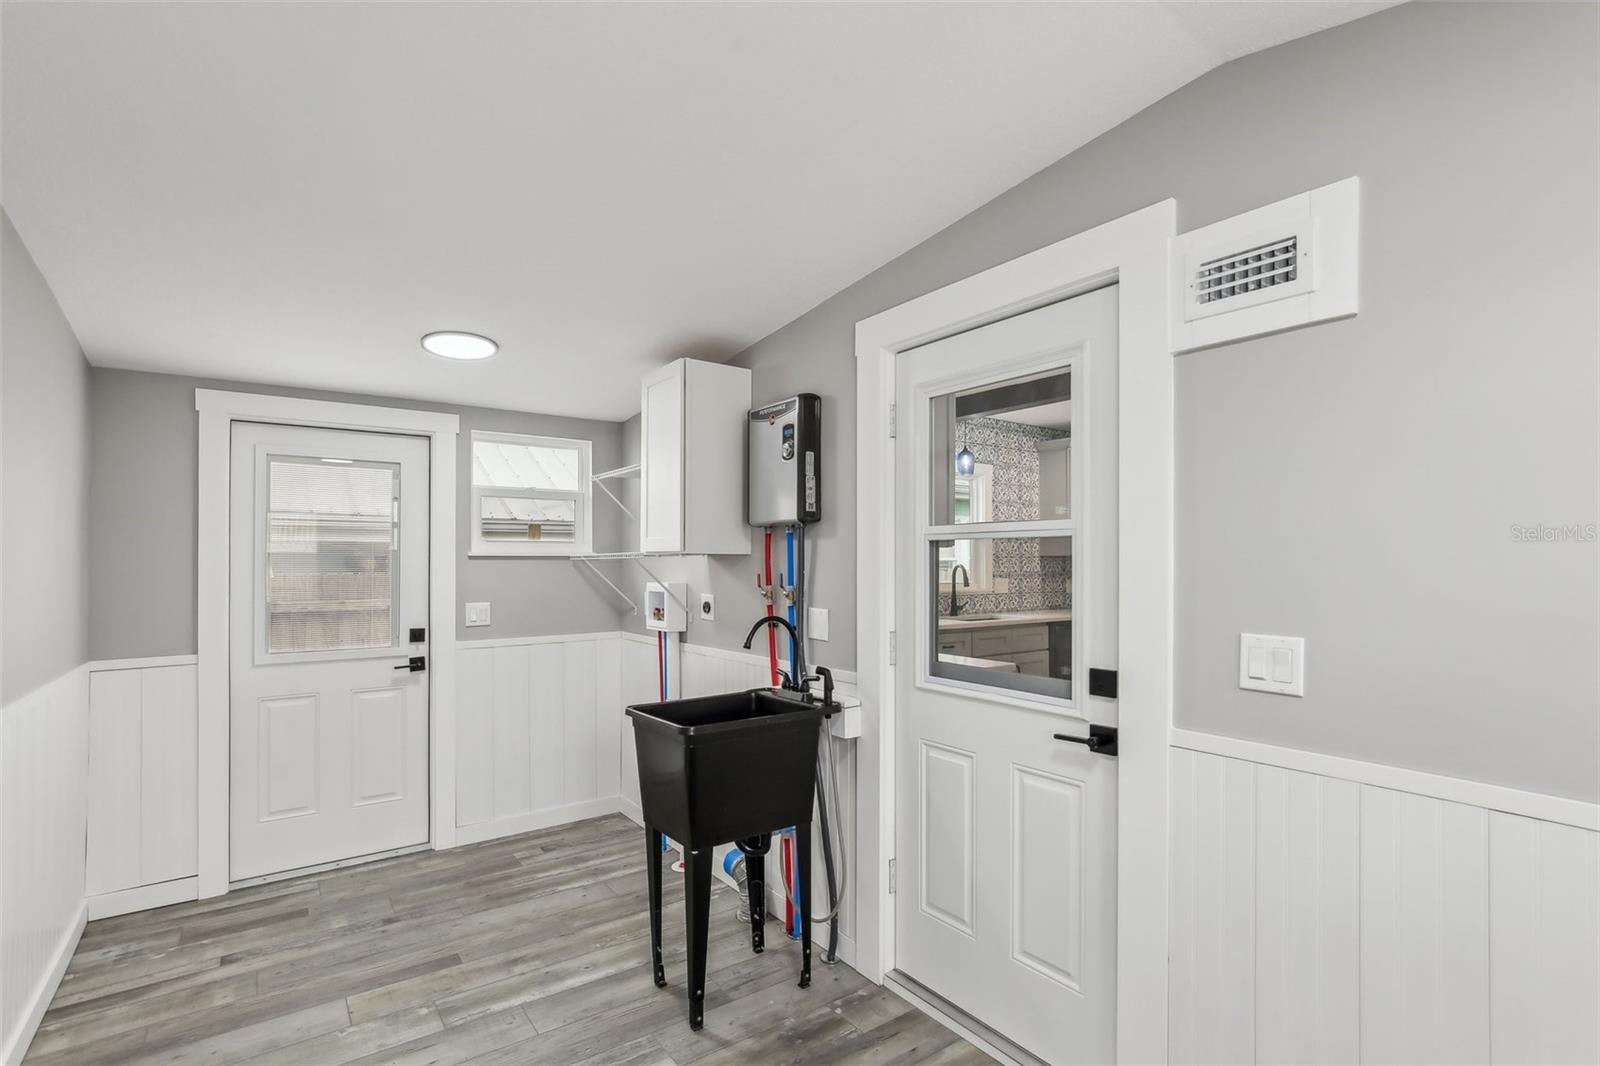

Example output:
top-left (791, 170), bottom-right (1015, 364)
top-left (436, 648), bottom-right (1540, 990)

top-left (229, 423), bottom-right (431, 881)
top-left (894, 285), bottom-right (1119, 1064)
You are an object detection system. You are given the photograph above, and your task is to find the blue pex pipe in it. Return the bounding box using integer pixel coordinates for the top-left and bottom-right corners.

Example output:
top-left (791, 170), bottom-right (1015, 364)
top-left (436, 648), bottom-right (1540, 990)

top-left (786, 529), bottom-right (798, 671)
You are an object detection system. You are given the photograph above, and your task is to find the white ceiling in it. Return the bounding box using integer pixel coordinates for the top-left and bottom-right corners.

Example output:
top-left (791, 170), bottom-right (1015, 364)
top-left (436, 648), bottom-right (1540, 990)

top-left (2, 2), bottom-right (1391, 421)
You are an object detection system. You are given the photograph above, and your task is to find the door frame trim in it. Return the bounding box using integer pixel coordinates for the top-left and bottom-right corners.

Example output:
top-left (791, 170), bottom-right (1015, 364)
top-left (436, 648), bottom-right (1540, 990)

top-left (854, 200), bottom-right (1175, 1064)
top-left (195, 389), bottom-right (460, 898)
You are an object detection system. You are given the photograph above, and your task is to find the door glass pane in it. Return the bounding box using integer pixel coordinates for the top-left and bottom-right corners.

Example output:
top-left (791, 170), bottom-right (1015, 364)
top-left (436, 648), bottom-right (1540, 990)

top-left (931, 367), bottom-right (1071, 525)
top-left (930, 535), bottom-right (1072, 700)
top-left (266, 457), bottom-right (398, 654)
top-left (478, 496), bottom-right (577, 543)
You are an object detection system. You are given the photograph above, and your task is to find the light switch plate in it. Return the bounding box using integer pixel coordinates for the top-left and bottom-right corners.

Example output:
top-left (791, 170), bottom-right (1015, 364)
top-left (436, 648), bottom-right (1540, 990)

top-left (1239, 633), bottom-right (1304, 696)
top-left (465, 602), bottom-right (492, 628)
top-left (807, 606), bottom-right (830, 642)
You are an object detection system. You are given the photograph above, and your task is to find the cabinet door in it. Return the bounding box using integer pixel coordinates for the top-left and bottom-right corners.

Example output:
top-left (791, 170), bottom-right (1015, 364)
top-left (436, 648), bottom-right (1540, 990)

top-left (640, 362), bottom-right (684, 552)
top-left (1039, 439), bottom-right (1071, 556)
top-left (999, 649), bottom-right (1051, 676)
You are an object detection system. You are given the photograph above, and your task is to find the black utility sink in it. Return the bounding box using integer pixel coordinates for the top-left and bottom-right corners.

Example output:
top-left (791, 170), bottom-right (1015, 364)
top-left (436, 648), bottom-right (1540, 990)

top-left (629, 689), bottom-right (828, 846)
top-left (627, 687), bottom-right (832, 1030)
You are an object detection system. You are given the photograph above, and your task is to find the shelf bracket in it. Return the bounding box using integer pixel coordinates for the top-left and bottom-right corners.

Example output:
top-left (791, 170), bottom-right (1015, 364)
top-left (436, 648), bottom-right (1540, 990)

top-left (574, 557), bottom-right (638, 614)
top-left (592, 477), bottom-right (635, 521)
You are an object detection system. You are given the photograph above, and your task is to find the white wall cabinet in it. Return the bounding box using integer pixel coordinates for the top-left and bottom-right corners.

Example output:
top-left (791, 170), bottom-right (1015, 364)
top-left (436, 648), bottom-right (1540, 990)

top-left (639, 358), bottom-right (752, 555)
top-left (1039, 437), bottom-right (1071, 556)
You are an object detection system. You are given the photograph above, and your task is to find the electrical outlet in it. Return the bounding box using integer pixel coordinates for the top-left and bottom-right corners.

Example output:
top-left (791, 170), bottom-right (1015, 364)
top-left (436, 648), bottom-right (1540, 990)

top-left (465, 602), bottom-right (491, 628)
top-left (699, 593), bottom-right (715, 621)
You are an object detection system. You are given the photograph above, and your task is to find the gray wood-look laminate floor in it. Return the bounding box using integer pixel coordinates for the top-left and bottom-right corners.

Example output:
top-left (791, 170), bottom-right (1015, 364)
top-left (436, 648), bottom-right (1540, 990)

top-left (29, 814), bottom-right (990, 1065)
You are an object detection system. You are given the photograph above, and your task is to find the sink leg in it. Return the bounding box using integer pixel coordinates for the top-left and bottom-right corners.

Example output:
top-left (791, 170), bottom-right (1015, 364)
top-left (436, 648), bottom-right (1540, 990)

top-left (743, 834), bottom-right (769, 954)
top-left (684, 846), bottom-right (713, 1030)
top-left (796, 822), bottom-right (813, 989)
top-left (645, 825), bottom-right (666, 989)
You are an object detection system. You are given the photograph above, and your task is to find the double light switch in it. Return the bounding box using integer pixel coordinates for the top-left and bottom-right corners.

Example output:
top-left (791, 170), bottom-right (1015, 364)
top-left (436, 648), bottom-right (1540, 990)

top-left (1239, 633), bottom-right (1305, 697)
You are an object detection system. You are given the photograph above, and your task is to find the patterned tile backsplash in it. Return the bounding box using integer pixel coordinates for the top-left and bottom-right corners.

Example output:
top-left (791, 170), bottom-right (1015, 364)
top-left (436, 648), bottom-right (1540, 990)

top-left (937, 416), bottom-right (1072, 615)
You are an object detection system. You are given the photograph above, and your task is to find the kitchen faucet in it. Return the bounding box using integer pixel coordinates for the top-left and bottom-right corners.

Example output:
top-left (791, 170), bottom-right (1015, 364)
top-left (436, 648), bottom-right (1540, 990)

top-left (949, 563), bottom-right (970, 617)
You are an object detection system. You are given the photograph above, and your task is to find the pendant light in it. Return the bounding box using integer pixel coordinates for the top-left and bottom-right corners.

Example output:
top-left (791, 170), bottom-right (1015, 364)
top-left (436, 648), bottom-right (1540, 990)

top-left (954, 442), bottom-right (976, 475)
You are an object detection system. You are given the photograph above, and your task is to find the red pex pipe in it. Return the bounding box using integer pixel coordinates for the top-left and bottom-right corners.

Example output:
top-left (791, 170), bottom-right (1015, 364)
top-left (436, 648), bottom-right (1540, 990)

top-left (763, 529), bottom-right (779, 686)
top-left (656, 632), bottom-right (664, 700)
top-left (781, 831), bottom-right (795, 935)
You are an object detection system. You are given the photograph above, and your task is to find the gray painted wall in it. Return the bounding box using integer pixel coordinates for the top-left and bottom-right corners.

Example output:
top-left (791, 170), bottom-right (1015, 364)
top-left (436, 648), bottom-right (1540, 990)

top-left (2, 209), bottom-right (92, 702)
top-left (635, 3), bottom-right (1599, 800)
top-left (88, 368), bottom-right (629, 659)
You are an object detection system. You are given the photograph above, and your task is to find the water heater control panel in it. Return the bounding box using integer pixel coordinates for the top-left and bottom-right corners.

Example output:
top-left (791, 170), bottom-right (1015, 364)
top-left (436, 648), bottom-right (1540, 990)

top-left (748, 393), bottom-right (821, 527)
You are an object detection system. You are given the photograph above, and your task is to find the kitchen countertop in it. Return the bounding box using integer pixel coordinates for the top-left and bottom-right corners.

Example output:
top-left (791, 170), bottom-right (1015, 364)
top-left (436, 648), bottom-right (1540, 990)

top-left (938, 652), bottom-right (1020, 672)
top-left (937, 610), bottom-right (1072, 632)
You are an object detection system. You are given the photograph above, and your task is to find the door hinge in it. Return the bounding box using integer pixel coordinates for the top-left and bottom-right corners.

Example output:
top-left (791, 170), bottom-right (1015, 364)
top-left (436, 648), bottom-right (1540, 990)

top-left (888, 629), bottom-right (896, 666)
top-left (888, 403), bottom-right (897, 439)
top-left (888, 858), bottom-right (897, 894)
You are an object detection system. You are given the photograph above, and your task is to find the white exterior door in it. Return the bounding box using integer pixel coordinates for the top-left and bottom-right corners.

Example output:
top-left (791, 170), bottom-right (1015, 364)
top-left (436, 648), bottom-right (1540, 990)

top-left (229, 423), bottom-right (431, 881)
top-left (894, 286), bottom-right (1119, 1064)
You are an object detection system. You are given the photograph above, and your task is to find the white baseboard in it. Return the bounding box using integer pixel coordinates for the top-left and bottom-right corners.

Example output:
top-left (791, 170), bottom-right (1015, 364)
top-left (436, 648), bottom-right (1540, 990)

top-left (618, 796), bottom-right (643, 826)
top-left (2, 900), bottom-right (85, 1066)
top-left (87, 877), bottom-right (199, 921)
top-left (454, 796), bottom-right (623, 846)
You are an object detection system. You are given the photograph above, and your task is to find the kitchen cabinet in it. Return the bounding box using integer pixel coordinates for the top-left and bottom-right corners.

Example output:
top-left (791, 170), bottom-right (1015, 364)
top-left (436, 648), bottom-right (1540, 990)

top-left (639, 358), bottom-right (752, 555)
top-left (937, 622), bottom-right (1050, 675)
top-left (998, 649), bottom-right (1051, 676)
top-left (1038, 437), bottom-right (1071, 556)
top-left (937, 631), bottom-right (973, 658)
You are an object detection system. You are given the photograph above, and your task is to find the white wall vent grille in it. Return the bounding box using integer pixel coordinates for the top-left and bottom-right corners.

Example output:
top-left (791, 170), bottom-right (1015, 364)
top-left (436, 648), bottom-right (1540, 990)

top-left (1170, 176), bottom-right (1359, 352)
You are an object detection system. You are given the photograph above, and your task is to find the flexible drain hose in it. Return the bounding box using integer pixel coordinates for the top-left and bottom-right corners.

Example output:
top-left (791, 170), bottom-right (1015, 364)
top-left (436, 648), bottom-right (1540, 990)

top-left (776, 724), bottom-right (849, 962)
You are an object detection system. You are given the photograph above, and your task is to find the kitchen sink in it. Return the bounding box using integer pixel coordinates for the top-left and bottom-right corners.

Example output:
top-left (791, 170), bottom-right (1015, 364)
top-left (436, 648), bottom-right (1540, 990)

top-left (948, 612), bottom-right (1002, 621)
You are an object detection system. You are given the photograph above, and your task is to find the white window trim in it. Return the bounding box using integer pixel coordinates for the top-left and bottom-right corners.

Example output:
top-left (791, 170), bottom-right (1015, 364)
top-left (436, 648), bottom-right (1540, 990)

top-left (468, 431), bottom-right (594, 557)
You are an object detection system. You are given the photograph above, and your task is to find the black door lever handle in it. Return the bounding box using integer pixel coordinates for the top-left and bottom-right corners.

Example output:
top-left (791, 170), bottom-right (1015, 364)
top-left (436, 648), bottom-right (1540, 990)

top-left (1053, 724), bottom-right (1118, 756)
top-left (394, 656), bottom-right (426, 672)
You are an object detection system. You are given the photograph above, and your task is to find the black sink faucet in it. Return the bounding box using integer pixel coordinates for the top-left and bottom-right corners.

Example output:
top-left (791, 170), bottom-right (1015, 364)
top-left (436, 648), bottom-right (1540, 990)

top-left (743, 616), bottom-right (805, 692)
top-left (949, 563), bottom-right (970, 617)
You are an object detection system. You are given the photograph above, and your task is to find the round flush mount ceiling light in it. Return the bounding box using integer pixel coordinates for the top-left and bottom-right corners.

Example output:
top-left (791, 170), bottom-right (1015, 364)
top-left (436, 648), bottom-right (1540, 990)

top-left (421, 331), bottom-right (497, 361)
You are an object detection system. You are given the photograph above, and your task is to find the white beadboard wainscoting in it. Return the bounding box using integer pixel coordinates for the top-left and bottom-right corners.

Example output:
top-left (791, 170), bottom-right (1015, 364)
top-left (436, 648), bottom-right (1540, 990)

top-left (1169, 739), bottom-right (1599, 1066)
top-left (85, 658), bottom-right (199, 919)
top-left (1, 665), bottom-right (88, 1066)
top-left (453, 633), bottom-right (623, 845)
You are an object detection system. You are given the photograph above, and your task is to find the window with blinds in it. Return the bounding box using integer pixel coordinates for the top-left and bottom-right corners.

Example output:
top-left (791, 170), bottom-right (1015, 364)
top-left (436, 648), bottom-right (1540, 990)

top-left (470, 431), bottom-right (592, 555)
top-left (265, 457), bottom-right (399, 654)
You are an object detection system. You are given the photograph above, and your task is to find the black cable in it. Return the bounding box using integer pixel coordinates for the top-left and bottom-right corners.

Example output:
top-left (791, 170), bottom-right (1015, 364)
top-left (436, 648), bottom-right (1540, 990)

top-left (814, 743), bottom-right (841, 964)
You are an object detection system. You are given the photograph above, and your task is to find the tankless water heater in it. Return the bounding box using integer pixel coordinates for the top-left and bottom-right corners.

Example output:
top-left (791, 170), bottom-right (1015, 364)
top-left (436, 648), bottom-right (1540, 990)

top-left (748, 394), bottom-right (821, 526)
